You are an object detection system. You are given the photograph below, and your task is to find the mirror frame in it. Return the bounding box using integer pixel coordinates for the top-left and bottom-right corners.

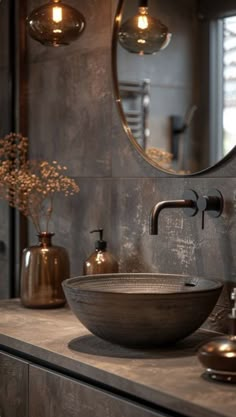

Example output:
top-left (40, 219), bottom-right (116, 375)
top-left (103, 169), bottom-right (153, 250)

top-left (112, 0), bottom-right (236, 176)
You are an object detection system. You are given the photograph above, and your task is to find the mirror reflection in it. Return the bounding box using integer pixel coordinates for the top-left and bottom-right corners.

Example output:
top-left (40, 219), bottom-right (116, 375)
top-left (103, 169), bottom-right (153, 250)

top-left (115, 0), bottom-right (236, 174)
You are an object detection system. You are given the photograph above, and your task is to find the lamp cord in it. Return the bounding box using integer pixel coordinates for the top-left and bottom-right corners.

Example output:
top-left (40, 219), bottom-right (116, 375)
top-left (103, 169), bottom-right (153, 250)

top-left (139, 0), bottom-right (148, 8)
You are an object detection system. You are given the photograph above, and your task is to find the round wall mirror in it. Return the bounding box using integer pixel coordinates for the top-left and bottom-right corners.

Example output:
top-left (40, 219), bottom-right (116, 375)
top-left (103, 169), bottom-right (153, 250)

top-left (113, 0), bottom-right (236, 175)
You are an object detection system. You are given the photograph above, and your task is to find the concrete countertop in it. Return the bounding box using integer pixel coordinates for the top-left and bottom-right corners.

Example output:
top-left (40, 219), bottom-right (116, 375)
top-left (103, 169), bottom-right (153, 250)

top-left (0, 300), bottom-right (235, 417)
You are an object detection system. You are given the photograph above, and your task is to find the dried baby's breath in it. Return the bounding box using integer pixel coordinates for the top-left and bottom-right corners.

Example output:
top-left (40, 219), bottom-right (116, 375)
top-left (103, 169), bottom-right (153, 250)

top-left (0, 133), bottom-right (79, 233)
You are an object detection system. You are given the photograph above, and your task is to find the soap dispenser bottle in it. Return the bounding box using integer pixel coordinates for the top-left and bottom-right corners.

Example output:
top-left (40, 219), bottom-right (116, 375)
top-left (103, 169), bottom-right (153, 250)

top-left (83, 229), bottom-right (119, 275)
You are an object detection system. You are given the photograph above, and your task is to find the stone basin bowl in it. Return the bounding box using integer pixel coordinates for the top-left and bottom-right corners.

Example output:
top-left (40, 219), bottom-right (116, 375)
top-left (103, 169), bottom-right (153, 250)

top-left (62, 273), bottom-right (223, 348)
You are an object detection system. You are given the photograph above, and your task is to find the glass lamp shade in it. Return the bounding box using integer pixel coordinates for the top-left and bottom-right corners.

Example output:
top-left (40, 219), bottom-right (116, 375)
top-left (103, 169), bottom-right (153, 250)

top-left (118, 7), bottom-right (171, 55)
top-left (26, 0), bottom-right (85, 47)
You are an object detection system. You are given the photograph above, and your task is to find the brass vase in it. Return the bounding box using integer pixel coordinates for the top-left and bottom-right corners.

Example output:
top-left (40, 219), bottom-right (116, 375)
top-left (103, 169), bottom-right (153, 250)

top-left (20, 232), bottom-right (70, 308)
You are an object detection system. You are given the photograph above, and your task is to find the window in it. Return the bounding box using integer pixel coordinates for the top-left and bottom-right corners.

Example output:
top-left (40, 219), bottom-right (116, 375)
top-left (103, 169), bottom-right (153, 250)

top-left (223, 16), bottom-right (236, 155)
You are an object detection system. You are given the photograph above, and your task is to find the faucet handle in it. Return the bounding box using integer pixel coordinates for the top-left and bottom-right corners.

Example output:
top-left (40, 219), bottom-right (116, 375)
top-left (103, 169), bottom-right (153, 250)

top-left (232, 288), bottom-right (236, 301)
top-left (197, 189), bottom-right (224, 230)
top-left (230, 288), bottom-right (236, 335)
top-left (231, 288), bottom-right (236, 316)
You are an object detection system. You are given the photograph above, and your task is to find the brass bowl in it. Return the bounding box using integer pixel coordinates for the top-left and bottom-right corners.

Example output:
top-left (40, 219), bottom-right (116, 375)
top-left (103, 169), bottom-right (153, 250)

top-left (198, 335), bottom-right (236, 383)
top-left (62, 273), bottom-right (223, 348)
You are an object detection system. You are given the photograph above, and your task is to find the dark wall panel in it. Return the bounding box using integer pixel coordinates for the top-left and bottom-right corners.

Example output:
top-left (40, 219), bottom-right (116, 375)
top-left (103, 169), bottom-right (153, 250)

top-left (25, 0), bottom-right (236, 333)
top-left (0, 0), bottom-right (13, 298)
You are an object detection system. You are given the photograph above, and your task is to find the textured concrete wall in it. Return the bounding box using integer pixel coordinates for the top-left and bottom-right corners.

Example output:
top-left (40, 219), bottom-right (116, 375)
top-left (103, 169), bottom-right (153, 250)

top-left (26, 0), bottom-right (236, 332)
top-left (0, 1), bottom-right (11, 298)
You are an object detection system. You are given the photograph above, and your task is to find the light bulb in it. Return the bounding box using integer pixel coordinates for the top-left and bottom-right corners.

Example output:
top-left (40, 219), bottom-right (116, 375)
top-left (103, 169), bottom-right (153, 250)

top-left (52, 6), bottom-right (63, 23)
top-left (26, 0), bottom-right (85, 47)
top-left (138, 8), bottom-right (149, 30)
top-left (118, 5), bottom-right (171, 55)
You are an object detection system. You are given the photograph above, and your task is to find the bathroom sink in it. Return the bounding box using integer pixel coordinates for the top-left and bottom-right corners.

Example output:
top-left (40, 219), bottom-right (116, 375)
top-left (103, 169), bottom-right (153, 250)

top-left (62, 273), bottom-right (223, 348)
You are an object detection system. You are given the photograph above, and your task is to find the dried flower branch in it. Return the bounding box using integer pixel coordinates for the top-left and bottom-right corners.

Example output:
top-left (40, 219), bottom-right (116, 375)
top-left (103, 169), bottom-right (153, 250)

top-left (145, 147), bottom-right (173, 164)
top-left (0, 133), bottom-right (79, 233)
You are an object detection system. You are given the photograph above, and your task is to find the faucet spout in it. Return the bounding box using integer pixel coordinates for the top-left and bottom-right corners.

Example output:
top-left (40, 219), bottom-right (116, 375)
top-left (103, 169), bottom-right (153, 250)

top-left (150, 199), bottom-right (196, 235)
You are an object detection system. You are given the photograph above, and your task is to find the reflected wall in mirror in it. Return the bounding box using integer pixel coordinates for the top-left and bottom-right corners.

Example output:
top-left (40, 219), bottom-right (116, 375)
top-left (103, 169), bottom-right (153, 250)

top-left (114, 0), bottom-right (236, 175)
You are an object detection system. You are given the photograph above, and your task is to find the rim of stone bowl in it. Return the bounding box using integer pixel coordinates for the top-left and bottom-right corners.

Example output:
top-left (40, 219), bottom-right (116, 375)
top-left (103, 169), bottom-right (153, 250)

top-left (62, 273), bottom-right (223, 296)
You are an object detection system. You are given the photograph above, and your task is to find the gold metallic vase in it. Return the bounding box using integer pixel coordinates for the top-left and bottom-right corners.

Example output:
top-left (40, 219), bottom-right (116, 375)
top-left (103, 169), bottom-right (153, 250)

top-left (20, 232), bottom-right (69, 308)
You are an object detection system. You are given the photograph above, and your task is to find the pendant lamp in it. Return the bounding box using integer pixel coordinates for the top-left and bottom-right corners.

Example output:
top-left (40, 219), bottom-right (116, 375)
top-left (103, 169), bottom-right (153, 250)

top-left (26, 0), bottom-right (85, 47)
top-left (118, 0), bottom-right (171, 55)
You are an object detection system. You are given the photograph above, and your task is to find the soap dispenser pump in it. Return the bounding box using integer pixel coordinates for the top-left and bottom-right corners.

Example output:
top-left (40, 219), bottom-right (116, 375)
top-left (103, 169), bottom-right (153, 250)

top-left (83, 229), bottom-right (119, 275)
top-left (198, 288), bottom-right (236, 383)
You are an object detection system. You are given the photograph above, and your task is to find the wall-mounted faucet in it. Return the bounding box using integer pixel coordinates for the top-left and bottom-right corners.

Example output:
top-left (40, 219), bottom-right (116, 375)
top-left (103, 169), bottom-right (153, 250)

top-left (150, 190), bottom-right (198, 235)
top-left (150, 189), bottom-right (224, 235)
